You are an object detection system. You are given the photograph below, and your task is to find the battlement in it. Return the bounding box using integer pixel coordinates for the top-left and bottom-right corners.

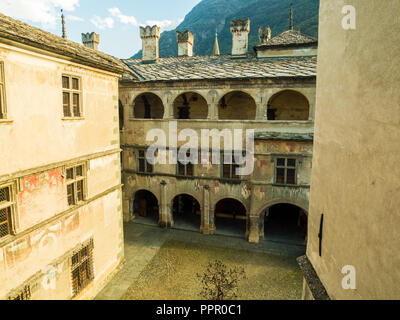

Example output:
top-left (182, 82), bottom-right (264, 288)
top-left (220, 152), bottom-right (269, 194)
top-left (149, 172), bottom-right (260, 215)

top-left (176, 30), bottom-right (194, 45)
top-left (230, 18), bottom-right (250, 33)
top-left (258, 26), bottom-right (271, 44)
top-left (140, 25), bottom-right (161, 39)
top-left (81, 32), bottom-right (100, 50)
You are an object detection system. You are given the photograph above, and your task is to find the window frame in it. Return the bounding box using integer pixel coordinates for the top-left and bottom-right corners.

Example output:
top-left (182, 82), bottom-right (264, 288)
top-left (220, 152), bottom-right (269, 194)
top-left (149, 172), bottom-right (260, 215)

top-left (0, 61), bottom-right (7, 119)
top-left (0, 183), bottom-right (17, 240)
top-left (9, 285), bottom-right (31, 300)
top-left (136, 149), bottom-right (154, 174)
top-left (221, 153), bottom-right (241, 181)
top-left (62, 74), bottom-right (83, 119)
top-left (71, 239), bottom-right (94, 297)
top-left (65, 164), bottom-right (87, 207)
top-left (176, 153), bottom-right (195, 177)
top-left (274, 157), bottom-right (298, 186)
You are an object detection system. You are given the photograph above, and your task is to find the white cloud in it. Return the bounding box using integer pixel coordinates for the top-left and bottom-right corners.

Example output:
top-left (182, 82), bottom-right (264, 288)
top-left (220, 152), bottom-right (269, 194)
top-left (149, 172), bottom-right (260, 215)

top-left (0, 0), bottom-right (79, 27)
top-left (109, 7), bottom-right (138, 26)
top-left (144, 18), bottom-right (184, 31)
top-left (67, 15), bottom-right (84, 22)
top-left (90, 16), bottom-right (114, 30)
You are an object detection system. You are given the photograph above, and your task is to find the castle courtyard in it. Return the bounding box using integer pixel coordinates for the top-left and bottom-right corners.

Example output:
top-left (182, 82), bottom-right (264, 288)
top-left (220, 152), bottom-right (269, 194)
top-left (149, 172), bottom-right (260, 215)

top-left (95, 223), bottom-right (305, 300)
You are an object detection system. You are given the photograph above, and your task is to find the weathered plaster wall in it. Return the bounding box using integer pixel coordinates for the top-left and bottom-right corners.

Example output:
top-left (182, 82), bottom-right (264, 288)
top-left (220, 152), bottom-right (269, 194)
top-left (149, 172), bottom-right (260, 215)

top-left (0, 42), bottom-right (123, 300)
top-left (307, 0), bottom-right (400, 299)
top-left (0, 43), bottom-right (120, 177)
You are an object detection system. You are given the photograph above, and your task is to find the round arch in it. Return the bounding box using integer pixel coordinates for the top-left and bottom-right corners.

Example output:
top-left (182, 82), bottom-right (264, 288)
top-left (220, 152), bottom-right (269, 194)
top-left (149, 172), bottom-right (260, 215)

top-left (267, 90), bottom-right (310, 121)
top-left (173, 92), bottom-right (208, 119)
top-left (171, 193), bottom-right (202, 231)
top-left (118, 100), bottom-right (124, 131)
top-left (260, 201), bottom-right (308, 245)
top-left (132, 92), bottom-right (165, 119)
top-left (132, 189), bottom-right (160, 224)
top-left (218, 91), bottom-right (257, 120)
top-left (214, 198), bottom-right (247, 238)
top-left (256, 199), bottom-right (308, 218)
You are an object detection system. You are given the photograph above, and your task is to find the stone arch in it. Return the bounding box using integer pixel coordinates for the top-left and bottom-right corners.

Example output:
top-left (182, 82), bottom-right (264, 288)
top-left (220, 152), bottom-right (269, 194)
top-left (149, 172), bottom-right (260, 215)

top-left (213, 198), bottom-right (248, 238)
top-left (258, 200), bottom-right (308, 245)
top-left (267, 90), bottom-right (310, 120)
top-left (171, 193), bottom-right (202, 231)
top-left (118, 100), bottom-right (124, 131)
top-left (132, 189), bottom-right (160, 223)
top-left (218, 90), bottom-right (257, 120)
top-left (256, 199), bottom-right (308, 217)
top-left (173, 92), bottom-right (209, 119)
top-left (132, 92), bottom-right (165, 119)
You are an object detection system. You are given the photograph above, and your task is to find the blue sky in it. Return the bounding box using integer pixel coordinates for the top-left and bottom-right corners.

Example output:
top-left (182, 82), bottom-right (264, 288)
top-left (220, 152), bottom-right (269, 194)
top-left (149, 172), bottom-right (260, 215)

top-left (0, 0), bottom-right (202, 58)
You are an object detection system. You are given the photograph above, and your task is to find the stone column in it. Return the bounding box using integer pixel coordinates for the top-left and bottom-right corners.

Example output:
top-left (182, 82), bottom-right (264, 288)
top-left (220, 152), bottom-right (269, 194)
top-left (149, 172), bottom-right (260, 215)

top-left (159, 180), bottom-right (173, 228)
top-left (201, 185), bottom-right (213, 234)
top-left (208, 103), bottom-right (219, 120)
top-left (247, 185), bottom-right (260, 243)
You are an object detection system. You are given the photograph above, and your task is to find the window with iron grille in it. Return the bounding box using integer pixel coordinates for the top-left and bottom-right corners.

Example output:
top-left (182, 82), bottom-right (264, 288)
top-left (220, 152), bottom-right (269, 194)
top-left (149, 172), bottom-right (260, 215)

top-left (9, 285), bottom-right (31, 300)
top-left (0, 184), bottom-right (16, 239)
top-left (0, 62), bottom-right (6, 119)
top-left (222, 154), bottom-right (240, 180)
top-left (71, 240), bottom-right (94, 296)
top-left (275, 158), bottom-right (297, 185)
top-left (62, 75), bottom-right (82, 118)
top-left (137, 149), bottom-right (153, 174)
top-left (66, 164), bottom-right (86, 206)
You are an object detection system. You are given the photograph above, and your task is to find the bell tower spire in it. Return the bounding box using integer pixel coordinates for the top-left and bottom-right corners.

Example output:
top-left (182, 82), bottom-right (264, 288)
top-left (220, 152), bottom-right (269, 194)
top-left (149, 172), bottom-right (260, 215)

top-left (213, 30), bottom-right (220, 56)
top-left (289, 3), bottom-right (294, 31)
top-left (61, 9), bottom-right (67, 39)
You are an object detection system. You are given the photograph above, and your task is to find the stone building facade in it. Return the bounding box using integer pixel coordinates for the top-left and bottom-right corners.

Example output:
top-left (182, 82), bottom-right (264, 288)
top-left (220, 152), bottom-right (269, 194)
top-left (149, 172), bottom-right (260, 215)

top-left (119, 17), bottom-right (317, 244)
top-left (299, 0), bottom-right (400, 300)
top-left (0, 14), bottom-right (126, 300)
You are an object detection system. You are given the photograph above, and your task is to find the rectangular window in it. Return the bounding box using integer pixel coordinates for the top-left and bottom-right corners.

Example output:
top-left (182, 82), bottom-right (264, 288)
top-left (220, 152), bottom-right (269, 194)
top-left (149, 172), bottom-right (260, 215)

top-left (222, 154), bottom-right (240, 180)
top-left (71, 240), bottom-right (94, 296)
top-left (177, 156), bottom-right (194, 177)
top-left (137, 149), bottom-right (153, 174)
top-left (0, 184), bottom-right (16, 239)
top-left (66, 164), bottom-right (86, 206)
top-left (0, 62), bottom-right (6, 119)
top-left (275, 158), bottom-right (297, 185)
top-left (9, 285), bottom-right (31, 300)
top-left (62, 75), bottom-right (82, 118)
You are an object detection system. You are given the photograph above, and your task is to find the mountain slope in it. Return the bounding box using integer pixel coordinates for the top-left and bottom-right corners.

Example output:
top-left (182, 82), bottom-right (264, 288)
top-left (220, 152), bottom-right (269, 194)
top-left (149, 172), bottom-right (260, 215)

top-left (132, 0), bottom-right (319, 58)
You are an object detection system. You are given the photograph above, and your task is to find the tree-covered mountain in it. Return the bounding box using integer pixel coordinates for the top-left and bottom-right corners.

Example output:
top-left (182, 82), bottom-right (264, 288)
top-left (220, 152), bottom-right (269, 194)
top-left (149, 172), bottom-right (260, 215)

top-left (131, 0), bottom-right (319, 58)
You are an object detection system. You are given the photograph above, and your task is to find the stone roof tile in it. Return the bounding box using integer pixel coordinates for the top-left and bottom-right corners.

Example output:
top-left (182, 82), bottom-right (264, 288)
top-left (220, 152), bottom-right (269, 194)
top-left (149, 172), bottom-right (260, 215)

top-left (0, 13), bottom-right (128, 74)
top-left (122, 54), bottom-right (317, 82)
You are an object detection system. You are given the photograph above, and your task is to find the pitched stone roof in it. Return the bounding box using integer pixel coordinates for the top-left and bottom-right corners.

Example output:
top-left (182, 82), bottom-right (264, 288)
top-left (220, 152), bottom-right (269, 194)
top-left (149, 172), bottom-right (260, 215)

top-left (122, 54), bottom-right (317, 82)
top-left (0, 13), bottom-right (128, 74)
top-left (256, 29), bottom-right (318, 50)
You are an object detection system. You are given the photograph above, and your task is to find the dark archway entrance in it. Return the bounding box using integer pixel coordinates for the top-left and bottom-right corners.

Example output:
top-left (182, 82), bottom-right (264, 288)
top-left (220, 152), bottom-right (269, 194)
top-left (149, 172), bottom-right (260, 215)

top-left (132, 190), bottom-right (159, 225)
top-left (214, 198), bottom-right (247, 238)
top-left (172, 194), bottom-right (201, 231)
top-left (263, 203), bottom-right (307, 245)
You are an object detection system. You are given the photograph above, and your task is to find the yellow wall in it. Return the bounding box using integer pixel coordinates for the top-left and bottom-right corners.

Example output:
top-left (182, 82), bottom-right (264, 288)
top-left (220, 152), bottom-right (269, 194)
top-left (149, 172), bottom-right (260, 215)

top-left (0, 41), bottom-right (123, 300)
top-left (307, 0), bottom-right (400, 299)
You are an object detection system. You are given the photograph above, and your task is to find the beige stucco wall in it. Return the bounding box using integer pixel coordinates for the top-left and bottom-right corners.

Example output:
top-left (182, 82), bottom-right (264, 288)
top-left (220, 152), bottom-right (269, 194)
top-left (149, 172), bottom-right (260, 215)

top-left (0, 41), bottom-right (123, 300)
top-left (306, 0), bottom-right (400, 299)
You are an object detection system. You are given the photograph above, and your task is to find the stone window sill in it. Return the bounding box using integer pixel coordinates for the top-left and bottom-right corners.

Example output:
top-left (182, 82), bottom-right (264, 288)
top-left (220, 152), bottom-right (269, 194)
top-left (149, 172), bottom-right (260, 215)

top-left (62, 117), bottom-right (85, 121)
top-left (0, 119), bottom-right (14, 124)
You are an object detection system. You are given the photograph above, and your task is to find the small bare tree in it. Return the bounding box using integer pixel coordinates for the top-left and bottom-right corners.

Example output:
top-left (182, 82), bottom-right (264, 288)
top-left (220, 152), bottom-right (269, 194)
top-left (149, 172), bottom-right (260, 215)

top-left (197, 260), bottom-right (246, 300)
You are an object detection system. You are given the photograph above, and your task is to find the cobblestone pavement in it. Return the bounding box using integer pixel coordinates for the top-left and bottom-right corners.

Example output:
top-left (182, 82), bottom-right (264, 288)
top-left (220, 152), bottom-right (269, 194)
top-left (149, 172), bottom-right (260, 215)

top-left (95, 222), bottom-right (305, 300)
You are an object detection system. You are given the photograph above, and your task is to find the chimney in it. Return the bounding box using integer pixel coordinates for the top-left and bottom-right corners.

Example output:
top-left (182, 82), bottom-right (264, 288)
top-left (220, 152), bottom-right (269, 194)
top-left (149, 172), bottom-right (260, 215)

top-left (140, 25), bottom-right (161, 63)
top-left (258, 26), bottom-right (271, 44)
top-left (230, 18), bottom-right (250, 56)
top-left (177, 30), bottom-right (194, 57)
top-left (82, 32), bottom-right (100, 50)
